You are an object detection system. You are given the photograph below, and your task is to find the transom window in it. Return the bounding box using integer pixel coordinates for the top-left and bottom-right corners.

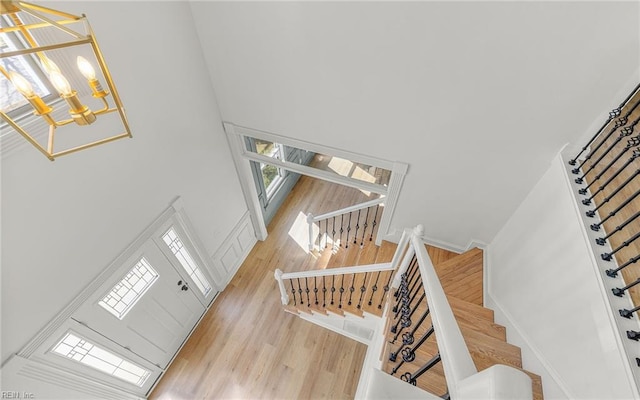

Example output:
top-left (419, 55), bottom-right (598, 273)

top-left (162, 227), bottom-right (212, 296)
top-left (98, 258), bottom-right (159, 320)
top-left (51, 331), bottom-right (151, 387)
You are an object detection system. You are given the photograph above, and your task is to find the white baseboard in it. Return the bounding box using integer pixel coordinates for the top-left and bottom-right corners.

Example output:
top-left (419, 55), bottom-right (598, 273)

top-left (211, 211), bottom-right (258, 287)
top-left (484, 292), bottom-right (573, 400)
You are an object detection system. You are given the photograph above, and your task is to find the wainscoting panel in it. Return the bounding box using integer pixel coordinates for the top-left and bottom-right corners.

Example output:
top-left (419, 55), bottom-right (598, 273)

top-left (212, 211), bottom-right (257, 286)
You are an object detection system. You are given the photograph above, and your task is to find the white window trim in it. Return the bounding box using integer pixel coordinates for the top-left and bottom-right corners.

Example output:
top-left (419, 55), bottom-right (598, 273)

top-left (223, 122), bottom-right (408, 244)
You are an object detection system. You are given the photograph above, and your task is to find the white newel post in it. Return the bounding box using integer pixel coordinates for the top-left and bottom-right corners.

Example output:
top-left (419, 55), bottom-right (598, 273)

top-left (274, 269), bottom-right (289, 305)
top-left (307, 212), bottom-right (315, 251)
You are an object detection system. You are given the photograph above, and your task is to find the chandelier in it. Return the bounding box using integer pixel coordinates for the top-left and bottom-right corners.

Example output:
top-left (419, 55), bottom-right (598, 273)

top-left (0, 1), bottom-right (131, 161)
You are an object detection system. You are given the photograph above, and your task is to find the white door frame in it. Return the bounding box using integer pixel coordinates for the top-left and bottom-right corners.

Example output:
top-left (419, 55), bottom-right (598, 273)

top-left (223, 123), bottom-right (408, 245)
top-left (15, 197), bottom-right (219, 398)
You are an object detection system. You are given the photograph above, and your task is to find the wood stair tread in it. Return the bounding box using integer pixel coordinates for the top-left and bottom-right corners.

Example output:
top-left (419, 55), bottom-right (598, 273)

top-left (283, 237), bottom-right (545, 399)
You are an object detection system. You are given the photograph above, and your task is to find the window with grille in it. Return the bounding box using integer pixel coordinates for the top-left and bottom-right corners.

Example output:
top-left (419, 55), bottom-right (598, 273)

top-left (98, 257), bottom-right (158, 320)
top-left (51, 331), bottom-right (151, 387)
top-left (161, 227), bottom-right (212, 296)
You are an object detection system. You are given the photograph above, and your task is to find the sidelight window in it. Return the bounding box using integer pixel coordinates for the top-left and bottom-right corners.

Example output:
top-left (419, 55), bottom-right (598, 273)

top-left (51, 331), bottom-right (151, 387)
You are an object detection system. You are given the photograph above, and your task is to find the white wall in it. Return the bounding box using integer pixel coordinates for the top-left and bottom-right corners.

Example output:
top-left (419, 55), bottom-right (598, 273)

top-left (1, 1), bottom-right (247, 364)
top-left (190, 1), bottom-right (639, 250)
top-left (487, 154), bottom-right (637, 399)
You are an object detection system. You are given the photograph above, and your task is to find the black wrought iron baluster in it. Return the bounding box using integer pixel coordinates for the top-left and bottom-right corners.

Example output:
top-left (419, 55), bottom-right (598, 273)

top-left (395, 257), bottom-right (419, 299)
top-left (297, 278), bottom-right (303, 306)
top-left (572, 99), bottom-right (640, 174)
top-left (357, 272), bottom-right (368, 309)
top-left (368, 271), bottom-right (381, 306)
top-left (332, 216), bottom-right (336, 250)
top-left (612, 277), bottom-right (640, 297)
top-left (572, 114), bottom-right (630, 174)
top-left (370, 204), bottom-right (380, 242)
top-left (391, 291), bottom-right (425, 334)
top-left (305, 277), bottom-right (311, 307)
top-left (392, 307), bottom-right (430, 345)
top-left (400, 353), bottom-right (442, 386)
top-left (584, 168), bottom-right (640, 209)
top-left (340, 214), bottom-right (344, 247)
top-left (361, 207), bottom-right (370, 247)
top-left (314, 277), bottom-right (318, 305)
top-left (290, 279), bottom-right (297, 306)
top-left (597, 210), bottom-right (640, 245)
top-left (590, 187), bottom-right (640, 230)
top-left (586, 171), bottom-right (640, 217)
top-left (396, 275), bottom-right (423, 319)
top-left (316, 223), bottom-right (322, 251)
top-left (393, 274), bottom-right (415, 314)
top-left (339, 274), bottom-right (345, 308)
top-left (322, 276), bottom-right (327, 307)
top-left (607, 254), bottom-right (640, 277)
top-left (390, 325), bottom-right (435, 372)
top-left (627, 331), bottom-right (640, 341)
top-left (575, 119), bottom-right (639, 183)
top-left (620, 304), bottom-right (640, 319)
top-left (348, 274), bottom-right (356, 306)
top-left (570, 83), bottom-right (640, 165)
top-left (346, 212), bottom-right (352, 248)
top-left (353, 209), bottom-right (362, 244)
top-left (394, 265), bottom-right (421, 314)
top-left (602, 231), bottom-right (640, 261)
top-left (579, 139), bottom-right (640, 197)
top-left (378, 271), bottom-right (394, 309)
top-left (331, 275), bottom-right (336, 305)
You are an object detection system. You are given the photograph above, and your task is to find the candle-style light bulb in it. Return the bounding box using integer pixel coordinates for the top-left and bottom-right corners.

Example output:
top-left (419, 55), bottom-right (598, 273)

top-left (41, 56), bottom-right (61, 75)
top-left (76, 56), bottom-right (96, 80)
top-left (49, 71), bottom-right (72, 96)
top-left (9, 71), bottom-right (35, 97)
top-left (8, 71), bottom-right (53, 118)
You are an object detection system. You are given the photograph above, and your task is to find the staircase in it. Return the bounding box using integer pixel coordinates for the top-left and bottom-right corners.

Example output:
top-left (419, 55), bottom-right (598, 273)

top-left (276, 228), bottom-right (544, 399)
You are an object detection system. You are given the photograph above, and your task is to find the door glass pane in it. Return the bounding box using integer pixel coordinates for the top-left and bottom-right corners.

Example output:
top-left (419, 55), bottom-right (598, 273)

top-left (162, 227), bottom-right (212, 296)
top-left (51, 331), bottom-right (151, 387)
top-left (98, 258), bottom-right (159, 320)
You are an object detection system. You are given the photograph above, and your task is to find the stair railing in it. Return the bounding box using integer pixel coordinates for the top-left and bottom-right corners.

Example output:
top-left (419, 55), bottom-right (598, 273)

top-left (306, 196), bottom-right (385, 251)
top-left (387, 225), bottom-right (533, 399)
top-left (275, 262), bottom-right (397, 312)
top-left (567, 81), bottom-right (640, 391)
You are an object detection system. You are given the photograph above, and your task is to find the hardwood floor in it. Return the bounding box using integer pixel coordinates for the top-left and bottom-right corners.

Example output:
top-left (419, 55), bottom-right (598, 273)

top-left (149, 174), bottom-right (382, 400)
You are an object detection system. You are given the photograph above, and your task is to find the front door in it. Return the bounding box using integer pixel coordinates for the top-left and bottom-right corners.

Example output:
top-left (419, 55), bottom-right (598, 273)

top-left (72, 239), bottom-right (205, 369)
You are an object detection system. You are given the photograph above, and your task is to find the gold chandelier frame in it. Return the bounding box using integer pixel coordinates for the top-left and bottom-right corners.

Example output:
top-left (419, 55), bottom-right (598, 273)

top-left (0, 0), bottom-right (131, 161)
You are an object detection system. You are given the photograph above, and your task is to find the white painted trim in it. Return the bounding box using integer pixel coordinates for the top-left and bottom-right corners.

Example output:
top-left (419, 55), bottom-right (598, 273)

top-left (17, 200), bottom-right (182, 359)
top-left (310, 197), bottom-right (385, 223)
top-left (485, 291), bottom-right (574, 400)
top-left (223, 122), bottom-right (268, 241)
top-left (243, 150), bottom-right (389, 196)
top-left (297, 311), bottom-right (380, 346)
top-left (11, 199), bottom-right (224, 398)
top-left (211, 210), bottom-right (258, 287)
top-left (222, 122), bottom-right (409, 251)
top-left (281, 262), bottom-right (393, 280)
top-left (230, 123), bottom-right (397, 171)
top-left (558, 150), bottom-right (640, 398)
